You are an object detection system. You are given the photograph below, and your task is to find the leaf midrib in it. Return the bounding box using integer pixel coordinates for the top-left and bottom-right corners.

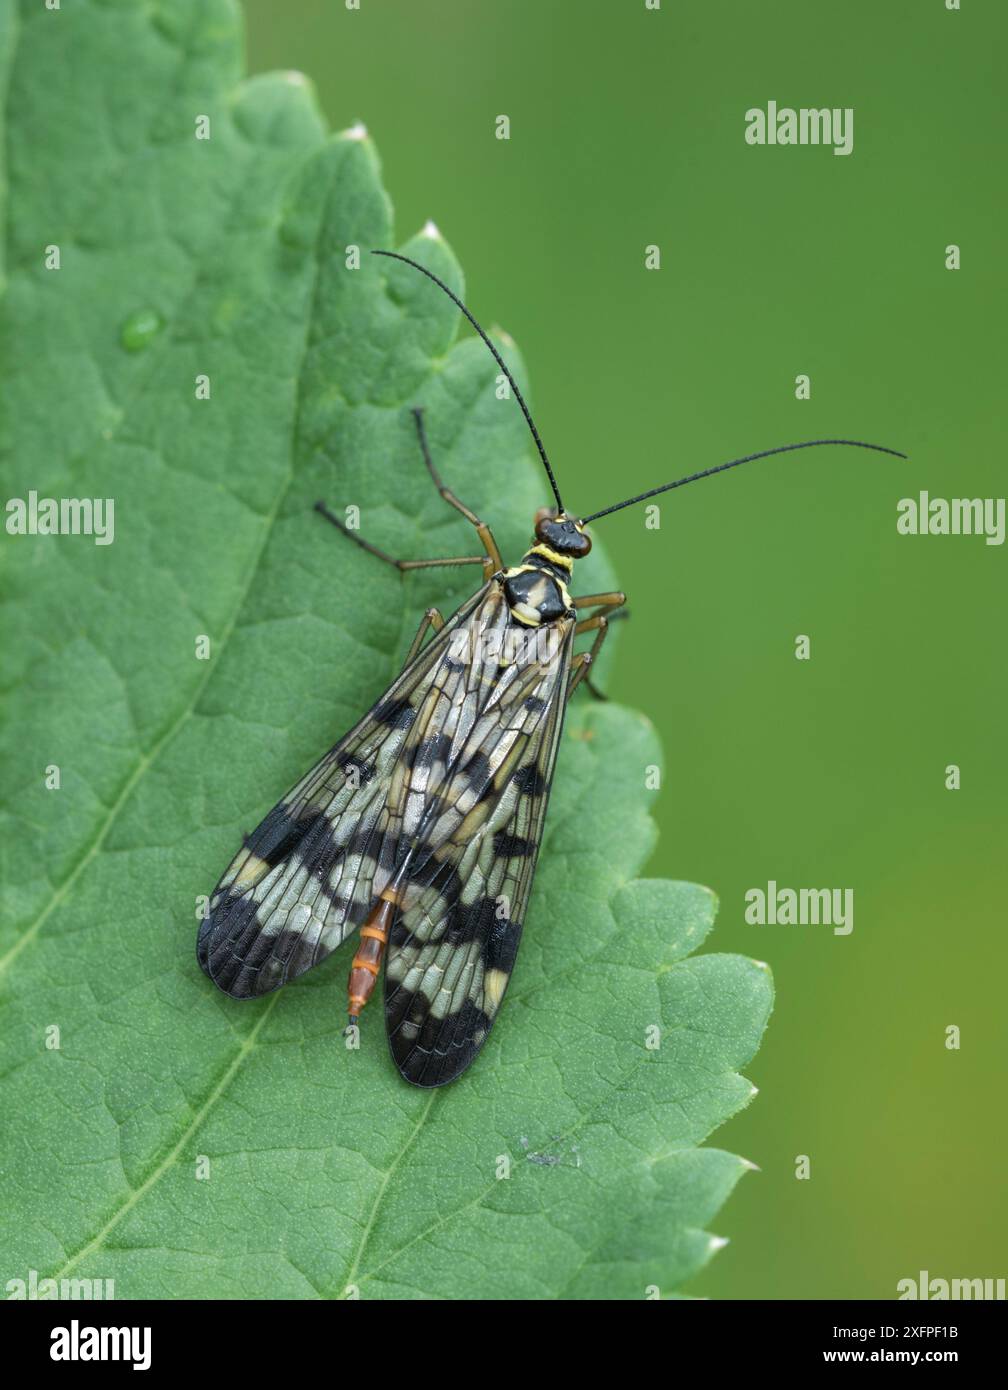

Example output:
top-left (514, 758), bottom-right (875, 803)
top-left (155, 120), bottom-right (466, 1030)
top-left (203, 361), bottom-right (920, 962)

top-left (0, 131), bottom-right (334, 978)
top-left (47, 990), bottom-right (282, 1284)
top-left (33, 151), bottom-right (336, 1279)
top-left (0, 449), bottom-right (296, 977)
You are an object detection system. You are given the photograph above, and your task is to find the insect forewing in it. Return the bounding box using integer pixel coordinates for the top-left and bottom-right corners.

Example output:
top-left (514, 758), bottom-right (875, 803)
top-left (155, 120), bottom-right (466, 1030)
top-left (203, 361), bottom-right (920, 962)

top-left (197, 585), bottom-right (491, 999)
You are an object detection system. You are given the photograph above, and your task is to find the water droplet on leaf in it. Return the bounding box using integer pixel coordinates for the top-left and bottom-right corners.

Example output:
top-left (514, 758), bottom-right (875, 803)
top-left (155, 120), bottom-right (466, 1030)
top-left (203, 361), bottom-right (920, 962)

top-left (120, 308), bottom-right (163, 352)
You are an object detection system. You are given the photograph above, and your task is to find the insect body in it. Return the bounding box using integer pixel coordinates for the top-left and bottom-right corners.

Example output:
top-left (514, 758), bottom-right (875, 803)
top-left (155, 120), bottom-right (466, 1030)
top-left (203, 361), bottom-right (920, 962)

top-left (197, 249), bottom-right (905, 1086)
top-left (198, 414), bottom-right (617, 1086)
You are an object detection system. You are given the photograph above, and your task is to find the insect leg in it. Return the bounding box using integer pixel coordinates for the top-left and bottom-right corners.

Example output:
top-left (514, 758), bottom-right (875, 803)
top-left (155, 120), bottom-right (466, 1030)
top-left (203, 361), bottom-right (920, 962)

top-left (412, 408), bottom-right (503, 572)
top-left (567, 652), bottom-right (599, 699)
top-left (314, 501), bottom-right (486, 572)
top-left (574, 611), bottom-right (612, 637)
top-left (403, 607), bottom-right (446, 666)
top-left (567, 614), bottom-right (612, 699)
top-left (570, 589), bottom-right (626, 625)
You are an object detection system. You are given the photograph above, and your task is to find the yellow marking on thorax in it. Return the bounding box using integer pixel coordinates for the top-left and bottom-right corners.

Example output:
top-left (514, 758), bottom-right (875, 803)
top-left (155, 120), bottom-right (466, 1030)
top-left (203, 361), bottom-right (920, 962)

top-left (502, 564), bottom-right (573, 626)
top-left (528, 543), bottom-right (573, 572)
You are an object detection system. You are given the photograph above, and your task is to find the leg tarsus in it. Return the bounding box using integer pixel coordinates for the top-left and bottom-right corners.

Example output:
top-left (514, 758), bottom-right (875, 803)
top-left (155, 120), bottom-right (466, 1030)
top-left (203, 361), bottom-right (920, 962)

top-left (568, 594), bottom-right (626, 697)
top-left (568, 653), bottom-right (609, 701)
top-left (412, 408), bottom-right (503, 572)
top-left (315, 500), bottom-right (402, 569)
top-left (397, 555), bottom-right (486, 571)
top-left (567, 615), bottom-right (611, 699)
top-left (403, 607), bottom-right (446, 667)
top-left (314, 407), bottom-right (504, 575)
top-left (412, 409), bottom-right (478, 523)
top-left (316, 500), bottom-right (484, 573)
top-left (567, 651), bottom-right (592, 697)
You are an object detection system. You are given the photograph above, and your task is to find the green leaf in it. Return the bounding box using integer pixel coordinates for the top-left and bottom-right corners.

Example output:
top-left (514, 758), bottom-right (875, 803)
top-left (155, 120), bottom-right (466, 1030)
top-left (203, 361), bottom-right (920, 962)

top-left (0, 0), bottom-right (772, 1299)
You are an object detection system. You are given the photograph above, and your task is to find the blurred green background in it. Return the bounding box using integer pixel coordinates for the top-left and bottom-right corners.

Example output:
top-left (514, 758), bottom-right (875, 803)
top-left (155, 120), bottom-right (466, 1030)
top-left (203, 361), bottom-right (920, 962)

top-left (243, 0), bottom-right (1006, 1298)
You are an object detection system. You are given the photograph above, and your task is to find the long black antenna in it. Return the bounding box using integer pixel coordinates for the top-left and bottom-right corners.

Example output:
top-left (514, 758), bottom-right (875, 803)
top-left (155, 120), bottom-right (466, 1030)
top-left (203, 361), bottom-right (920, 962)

top-left (371, 249), bottom-right (564, 513)
top-left (581, 438), bottom-right (908, 523)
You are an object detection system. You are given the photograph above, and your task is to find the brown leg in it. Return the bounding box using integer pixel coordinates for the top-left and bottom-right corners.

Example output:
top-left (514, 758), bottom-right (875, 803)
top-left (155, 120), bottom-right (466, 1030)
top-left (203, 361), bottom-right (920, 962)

top-left (412, 408), bottom-right (503, 572)
top-left (571, 589), bottom-right (626, 626)
top-left (315, 501), bottom-right (486, 572)
top-left (567, 652), bottom-right (607, 701)
top-left (567, 615), bottom-right (612, 698)
top-left (314, 407), bottom-right (504, 577)
top-left (570, 590), bottom-right (625, 609)
top-left (570, 591), bottom-right (625, 698)
top-left (403, 607), bottom-right (446, 666)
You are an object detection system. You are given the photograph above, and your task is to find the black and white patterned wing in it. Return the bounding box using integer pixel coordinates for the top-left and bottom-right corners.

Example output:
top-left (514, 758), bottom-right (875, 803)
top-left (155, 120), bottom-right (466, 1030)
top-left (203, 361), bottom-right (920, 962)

top-left (384, 620), bottom-right (574, 1087)
top-left (197, 585), bottom-right (490, 999)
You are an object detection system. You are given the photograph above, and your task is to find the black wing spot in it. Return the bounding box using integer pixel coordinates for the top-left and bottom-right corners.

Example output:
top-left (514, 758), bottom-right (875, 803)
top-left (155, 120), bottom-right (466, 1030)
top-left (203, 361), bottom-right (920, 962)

top-left (404, 855), bottom-right (460, 902)
top-left (385, 983), bottom-right (430, 1039)
top-left (442, 894), bottom-right (497, 947)
top-left (415, 732), bottom-right (452, 769)
top-left (483, 911), bottom-right (520, 975)
top-left (373, 695), bottom-right (417, 729)
top-left (246, 807), bottom-right (328, 870)
top-left (512, 762), bottom-right (547, 797)
top-left (493, 830), bottom-right (532, 859)
top-left (461, 748), bottom-right (491, 788)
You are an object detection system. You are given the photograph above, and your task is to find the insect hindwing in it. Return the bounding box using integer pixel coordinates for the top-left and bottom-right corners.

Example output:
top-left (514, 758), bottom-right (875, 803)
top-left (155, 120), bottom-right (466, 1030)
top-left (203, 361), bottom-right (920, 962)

top-left (198, 580), bottom-right (574, 1084)
top-left (384, 659), bottom-right (569, 1086)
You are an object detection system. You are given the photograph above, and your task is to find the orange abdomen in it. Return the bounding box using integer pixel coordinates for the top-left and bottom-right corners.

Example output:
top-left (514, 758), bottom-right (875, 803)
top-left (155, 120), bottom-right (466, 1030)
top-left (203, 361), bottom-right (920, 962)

top-left (347, 897), bottom-right (395, 1021)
